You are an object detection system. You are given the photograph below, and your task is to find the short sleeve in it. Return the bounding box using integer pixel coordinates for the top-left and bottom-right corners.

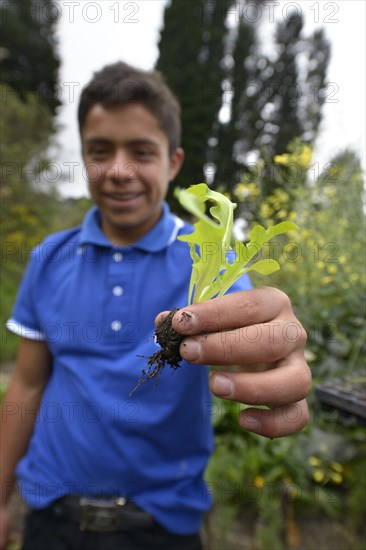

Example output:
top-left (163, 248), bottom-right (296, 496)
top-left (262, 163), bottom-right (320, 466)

top-left (6, 247), bottom-right (45, 340)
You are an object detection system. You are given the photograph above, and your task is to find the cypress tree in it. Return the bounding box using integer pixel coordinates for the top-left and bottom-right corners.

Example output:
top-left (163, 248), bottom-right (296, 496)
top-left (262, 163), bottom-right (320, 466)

top-left (156, 0), bottom-right (226, 210)
top-left (213, 18), bottom-right (259, 193)
top-left (0, 0), bottom-right (60, 114)
top-left (301, 28), bottom-right (331, 143)
top-left (261, 11), bottom-right (304, 157)
top-left (156, 1), bottom-right (331, 202)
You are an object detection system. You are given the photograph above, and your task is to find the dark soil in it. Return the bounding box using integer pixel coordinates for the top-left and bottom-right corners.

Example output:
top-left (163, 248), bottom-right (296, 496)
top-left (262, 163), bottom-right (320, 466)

top-left (130, 308), bottom-right (184, 395)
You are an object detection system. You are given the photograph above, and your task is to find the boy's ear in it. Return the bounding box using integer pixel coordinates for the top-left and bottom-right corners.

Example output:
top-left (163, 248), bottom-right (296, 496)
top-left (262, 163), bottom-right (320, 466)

top-left (168, 148), bottom-right (185, 182)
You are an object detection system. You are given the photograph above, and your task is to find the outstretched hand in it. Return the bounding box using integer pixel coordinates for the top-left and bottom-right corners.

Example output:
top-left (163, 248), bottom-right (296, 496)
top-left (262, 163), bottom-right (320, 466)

top-left (156, 287), bottom-right (311, 438)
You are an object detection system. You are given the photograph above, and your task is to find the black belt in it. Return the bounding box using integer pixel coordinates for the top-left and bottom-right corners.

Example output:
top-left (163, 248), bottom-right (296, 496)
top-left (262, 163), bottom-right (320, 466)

top-left (50, 495), bottom-right (155, 532)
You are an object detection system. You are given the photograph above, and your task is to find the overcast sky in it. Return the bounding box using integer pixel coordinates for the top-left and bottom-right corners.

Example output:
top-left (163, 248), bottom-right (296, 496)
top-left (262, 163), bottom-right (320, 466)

top-left (53, 0), bottom-right (366, 197)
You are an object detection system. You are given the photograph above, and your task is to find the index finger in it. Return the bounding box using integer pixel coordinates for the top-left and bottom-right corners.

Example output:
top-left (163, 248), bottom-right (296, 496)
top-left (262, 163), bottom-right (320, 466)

top-left (170, 287), bottom-right (292, 336)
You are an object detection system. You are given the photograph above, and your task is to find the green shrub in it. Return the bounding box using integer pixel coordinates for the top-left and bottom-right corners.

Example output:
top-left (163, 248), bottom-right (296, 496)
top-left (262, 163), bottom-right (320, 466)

top-left (207, 142), bottom-right (366, 545)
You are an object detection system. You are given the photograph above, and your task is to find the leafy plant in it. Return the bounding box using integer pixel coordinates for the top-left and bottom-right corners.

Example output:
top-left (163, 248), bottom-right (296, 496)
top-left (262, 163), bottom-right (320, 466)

top-left (177, 183), bottom-right (298, 305)
top-left (131, 183), bottom-right (298, 393)
top-left (234, 146), bottom-right (366, 375)
top-left (205, 144), bottom-right (366, 548)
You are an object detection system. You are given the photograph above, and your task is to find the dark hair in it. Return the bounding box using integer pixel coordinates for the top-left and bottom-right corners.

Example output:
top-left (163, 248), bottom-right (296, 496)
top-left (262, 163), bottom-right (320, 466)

top-left (78, 62), bottom-right (181, 154)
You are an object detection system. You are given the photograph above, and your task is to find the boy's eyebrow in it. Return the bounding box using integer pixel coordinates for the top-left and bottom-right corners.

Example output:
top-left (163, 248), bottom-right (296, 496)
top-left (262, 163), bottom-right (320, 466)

top-left (83, 137), bottom-right (160, 148)
top-left (83, 137), bottom-right (112, 145)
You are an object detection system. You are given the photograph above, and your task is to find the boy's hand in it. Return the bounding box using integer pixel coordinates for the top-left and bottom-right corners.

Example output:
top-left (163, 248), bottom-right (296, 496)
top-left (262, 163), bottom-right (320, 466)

top-left (157, 287), bottom-right (311, 438)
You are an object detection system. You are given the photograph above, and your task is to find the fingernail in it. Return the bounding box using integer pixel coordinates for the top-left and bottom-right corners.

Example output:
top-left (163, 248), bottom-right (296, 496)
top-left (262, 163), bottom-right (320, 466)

top-left (211, 374), bottom-right (233, 397)
top-left (177, 310), bottom-right (196, 329)
top-left (239, 410), bottom-right (261, 430)
top-left (181, 338), bottom-right (201, 361)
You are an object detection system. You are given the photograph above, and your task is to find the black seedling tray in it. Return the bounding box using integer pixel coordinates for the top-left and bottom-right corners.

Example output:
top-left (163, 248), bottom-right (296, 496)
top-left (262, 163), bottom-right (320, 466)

top-left (315, 376), bottom-right (366, 426)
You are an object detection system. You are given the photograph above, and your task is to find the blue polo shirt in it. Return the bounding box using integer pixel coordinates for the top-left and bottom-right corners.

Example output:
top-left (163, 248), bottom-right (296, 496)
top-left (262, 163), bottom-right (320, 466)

top-left (7, 202), bottom-right (252, 534)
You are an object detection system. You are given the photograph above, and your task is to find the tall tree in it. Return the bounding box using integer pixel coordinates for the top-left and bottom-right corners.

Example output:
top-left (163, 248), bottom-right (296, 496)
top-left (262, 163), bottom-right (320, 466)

top-left (0, 0), bottom-right (61, 276)
top-left (253, 12), bottom-right (329, 155)
top-left (251, 13), bottom-right (330, 198)
top-left (301, 28), bottom-right (331, 143)
top-left (0, 0), bottom-right (60, 114)
top-left (212, 18), bottom-right (259, 192)
top-left (156, 1), bottom-right (331, 200)
top-left (0, 84), bottom-right (55, 256)
top-left (156, 0), bottom-right (226, 209)
top-left (264, 12), bottom-right (304, 156)
top-left (215, 9), bottom-right (330, 196)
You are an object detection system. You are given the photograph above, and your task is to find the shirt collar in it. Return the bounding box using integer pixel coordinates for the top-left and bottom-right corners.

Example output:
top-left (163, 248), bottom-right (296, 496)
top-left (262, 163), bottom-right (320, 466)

top-left (79, 202), bottom-right (185, 252)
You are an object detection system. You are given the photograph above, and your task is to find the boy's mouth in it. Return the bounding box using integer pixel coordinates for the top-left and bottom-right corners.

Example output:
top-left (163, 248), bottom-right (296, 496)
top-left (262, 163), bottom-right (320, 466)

top-left (104, 192), bottom-right (144, 207)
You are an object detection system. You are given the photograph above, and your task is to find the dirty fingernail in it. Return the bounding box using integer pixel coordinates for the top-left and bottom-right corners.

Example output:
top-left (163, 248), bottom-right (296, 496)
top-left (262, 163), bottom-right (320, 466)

top-left (177, 310), bottom-right (196, 328)
top-left (211, 374), bottom-right (233, 397)
top-left (181, 338), bottom-right (201, 361)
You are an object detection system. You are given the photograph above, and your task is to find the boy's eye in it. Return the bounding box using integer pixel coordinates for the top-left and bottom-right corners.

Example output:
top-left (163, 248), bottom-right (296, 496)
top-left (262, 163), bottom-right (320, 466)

top-left (91, 148), bottom-right (108, 156)
top-left (135, 149), bottom-right (155, 158)
top-left (85, 145), bottom-right (111, 158)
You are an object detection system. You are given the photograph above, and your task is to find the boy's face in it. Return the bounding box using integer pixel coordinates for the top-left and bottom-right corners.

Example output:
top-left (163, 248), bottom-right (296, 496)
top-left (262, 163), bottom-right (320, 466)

top-left (81, 103), bottom-right (184, 245)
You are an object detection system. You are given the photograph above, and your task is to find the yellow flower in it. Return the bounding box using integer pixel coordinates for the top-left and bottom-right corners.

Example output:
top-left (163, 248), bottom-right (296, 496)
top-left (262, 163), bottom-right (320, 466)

top-left (273, 145), bottom-right (313, 171)
top-left (301, 229), bottom-right (311, 239)
top-left (350, 273), bottom-right (360, 283)
top-left (260, 203), bottom-right (273, 218)
top-left (313, 469), bottom-right (325, 483)
top-left (330, 462), bottom-right (343, 473)
top-left (297, 144), bottom-right (313, 170)
top-left (277, 209), bottom-right (288, 219)
top-left (233, 183), bottom-right (247, 200)
top-left (278, 190), bottom-right (289, 202)
top-left (274, 153), bottom-right (292, 166)
top-left (309, 456), bottom-right (321, 467)
top-left (254, 476), bottom-right (265, 488)
top-left (330, 472), bottom-right (343, 485)
top-left (320, 276), bottom-right (333, 285)
top-left (286, 242), bottom-right (297, 253)
top-left (234, 182), bottom-right (259, 201)
top-left (323, 185), bottom-right (337, 198)
top-left (326, 264), bottom-right (338, 274)
top-left (339, 255), bottom-right (347, 264)
top-left (247, 182), bottom-right (260, 197)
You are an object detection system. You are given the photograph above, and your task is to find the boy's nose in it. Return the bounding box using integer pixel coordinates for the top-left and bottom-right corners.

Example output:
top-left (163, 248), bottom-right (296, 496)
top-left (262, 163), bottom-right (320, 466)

top-left (106, 153), bottom-right (138, 181)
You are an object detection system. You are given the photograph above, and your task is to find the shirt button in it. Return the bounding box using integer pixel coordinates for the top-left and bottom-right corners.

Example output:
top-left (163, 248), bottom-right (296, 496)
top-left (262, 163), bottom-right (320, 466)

top-left (113, 252), bottom-right (123, 262)
top-left (111, 320), bottom-right (122, 331)
top-left (113, 286), bottom-right (123, 297)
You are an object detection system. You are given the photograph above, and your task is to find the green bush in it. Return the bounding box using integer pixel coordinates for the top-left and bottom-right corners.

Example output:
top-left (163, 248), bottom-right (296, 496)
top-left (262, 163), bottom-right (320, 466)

top-left (235, 144), bottom-right (365, 376)
top-left (206, 142), bottom-right (366, 546)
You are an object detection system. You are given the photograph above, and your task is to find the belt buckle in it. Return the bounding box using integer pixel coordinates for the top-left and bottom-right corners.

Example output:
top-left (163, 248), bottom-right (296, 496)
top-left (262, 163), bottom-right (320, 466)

top-left (79, 497), bottom-right (126, 532)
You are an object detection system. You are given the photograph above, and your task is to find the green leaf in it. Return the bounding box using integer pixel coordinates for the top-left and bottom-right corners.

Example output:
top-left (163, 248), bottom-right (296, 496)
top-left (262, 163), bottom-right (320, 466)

top-left (177, 184), bottom-right (236, 304)
top-left (177, 184), bottom-right (299, 304)
top-left (245, 259), bottom-right (281, 275)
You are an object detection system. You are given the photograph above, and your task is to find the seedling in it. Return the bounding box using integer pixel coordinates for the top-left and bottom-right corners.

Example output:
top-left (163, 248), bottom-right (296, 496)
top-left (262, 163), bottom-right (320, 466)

top-left (130, 183), bottom-right (298, 395)
top-left (177, 183), bottom-right (298, 304)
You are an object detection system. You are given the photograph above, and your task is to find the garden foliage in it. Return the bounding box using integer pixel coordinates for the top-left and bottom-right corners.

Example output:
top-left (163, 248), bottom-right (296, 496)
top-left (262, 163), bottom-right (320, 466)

top-left (205, 141), bottom-right (366, 547)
